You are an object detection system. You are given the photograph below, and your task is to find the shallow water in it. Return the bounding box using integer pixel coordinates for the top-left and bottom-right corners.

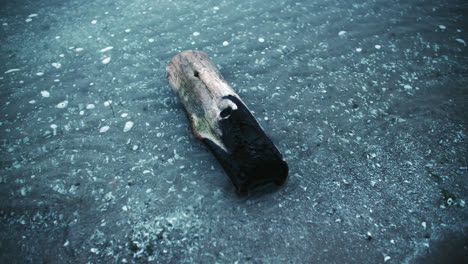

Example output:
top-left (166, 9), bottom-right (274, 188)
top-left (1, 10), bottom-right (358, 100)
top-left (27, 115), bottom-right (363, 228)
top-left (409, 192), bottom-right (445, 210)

top-left (1, 0), bottom-right (467, 263)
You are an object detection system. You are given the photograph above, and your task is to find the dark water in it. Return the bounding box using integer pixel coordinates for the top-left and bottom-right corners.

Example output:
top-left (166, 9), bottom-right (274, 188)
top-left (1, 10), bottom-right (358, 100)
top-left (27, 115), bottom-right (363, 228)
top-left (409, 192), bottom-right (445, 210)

top-left (1, 0), bottom-right (467, 263)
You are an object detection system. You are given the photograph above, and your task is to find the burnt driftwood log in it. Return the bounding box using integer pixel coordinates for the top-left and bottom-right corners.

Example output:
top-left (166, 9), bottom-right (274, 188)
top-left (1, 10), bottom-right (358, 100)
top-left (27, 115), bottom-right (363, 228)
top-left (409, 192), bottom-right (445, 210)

top-left (166, 50), bottom-right (288, 194)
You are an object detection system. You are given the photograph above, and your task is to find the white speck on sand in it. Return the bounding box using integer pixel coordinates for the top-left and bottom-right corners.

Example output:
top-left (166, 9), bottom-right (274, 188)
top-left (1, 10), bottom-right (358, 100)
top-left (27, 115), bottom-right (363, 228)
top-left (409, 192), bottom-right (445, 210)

top-left (193, 31), bottom-right (200, 36)
top-left (63, 240), bottom-right (69, 247)
top-left (102, 57), bottom-right (111, 64)
top-left (20, 187), bottom-right (27, 196)
top-left (422, 221), bottom-right (427, 229)
top-left (338, 30), bottom-right (347, 36)
top-left (29, 100), bottom-right (36, 104)
top-left (125, 28), bottom-right (131, 33)
top-left (2, 23), bottom-right (7, 26)
top-left (121, 113), bottom-right (128, 118)
top-left (122, 205), bottom-right (128, 211)
top-left (91, 20), bottom-right (97, 24)
top-left (75, 47), bottom-right (83, 52)
top-left (375, 44), bottom-right (382, 49)
top-left (25, 18), bottom-right (33, 23)
top-left (258, 37), bottom-right (265, 43)
top-left (40, 91), bottom-right (50, 97)
top-left (384, 256), bottom-right (391, 262)
top-left (104, 100), bottom-right (112, 106)
top-left (50, 124), bottom-right (58, 135)
top-left (132, 145), bottom-right (138, 150)
top-left (86, 104), bottom-right (95, 109)
top-left (99, 126), bottom-right (110, 133)
top-left (455, 38), bottom-right (466, 46)
top-left (146, 188), bottom-right (152, 193)
top-left (56, 100), bottom-right (68, 108)
top-left (29, 14), bottom-right (38, 18)
top-left (213, 6), bottom-right (220, 10)
top-left (148, 38), bottom-right (154, 42)
top-left (4, 69), bottom-right (20, 74)
top-left (438, 25), bottom-right (446, 30)
top-left (356, 48), bottom-right (362, 52)
top-left (100, 46), bottom-right (113, 52)
top-left (404, 84), bottom-right (412, 90)
top-left (52, 62), bottom-right (61, 69)
top-left (36, 72), bottom-right (44, 76)
top-left (222, 41), bottom-right (229, 46)
top-left (79, 110), bottom-right (84, 115)
top-left (123, 121), bottom-right (134, 132)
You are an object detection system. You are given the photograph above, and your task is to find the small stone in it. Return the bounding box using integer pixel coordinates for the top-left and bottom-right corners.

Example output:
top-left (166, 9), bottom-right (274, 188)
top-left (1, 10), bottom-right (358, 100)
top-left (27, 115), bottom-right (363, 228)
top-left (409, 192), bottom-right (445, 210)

top-left (222, 41), bottom-right (229, 46)
top-left (99, 126), bottom-right (110, 133)
top-left (56, 100), bottom-right (68, 108)
top-left (123, 121), bottom-right (134, 132)
top-left (102, 57), bottom-right (111, 64)
top-left (41, 91), bottom-right (50, 98)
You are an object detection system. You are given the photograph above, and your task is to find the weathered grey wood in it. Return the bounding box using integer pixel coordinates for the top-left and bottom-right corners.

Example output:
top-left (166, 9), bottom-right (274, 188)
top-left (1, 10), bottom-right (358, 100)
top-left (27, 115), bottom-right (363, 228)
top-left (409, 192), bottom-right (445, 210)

top-left (166, 50), bottom-right (288, 194)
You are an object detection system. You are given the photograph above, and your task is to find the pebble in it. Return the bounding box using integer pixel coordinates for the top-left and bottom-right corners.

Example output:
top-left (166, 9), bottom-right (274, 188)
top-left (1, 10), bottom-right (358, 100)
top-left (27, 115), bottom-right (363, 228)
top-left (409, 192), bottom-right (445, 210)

top-left (222, 41), bottom-right (229, 46)
top-left (86, 104), bottom-right (95, 109)
top-left (4, 69), bottom-right (20, 74)
top-left (258, 37), bottom-right (265, 43)
top-left (438, 25), bottom-right (446, 30)
top-left (375, 44), bottom-right (382, 49)
top-left (99, 126), bottom-right (110, 133)
top-left (91, 20), bottom-right (97, 24)
top-left (56, 100), bottom-right (68, 108)
top-left (338, 30), bottom-right (346, 36)
top-left (102, 57), bottom-right (111, 64)
top-left (99, 46), bottom-right (113, 52)
top-left (123, 121), bottom-right (134, 132)
top-left (356, 48), bottom-right (362, 52)
top-left (193, 31), bottom-right (200, 36)
top-left (455, 38), bottom-right (466, 46)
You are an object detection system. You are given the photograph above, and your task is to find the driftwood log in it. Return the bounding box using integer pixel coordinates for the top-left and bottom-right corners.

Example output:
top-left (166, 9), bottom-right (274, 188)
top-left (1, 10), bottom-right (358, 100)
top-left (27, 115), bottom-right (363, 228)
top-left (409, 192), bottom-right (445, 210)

top-left (166, 50), bottom-right (288, 194)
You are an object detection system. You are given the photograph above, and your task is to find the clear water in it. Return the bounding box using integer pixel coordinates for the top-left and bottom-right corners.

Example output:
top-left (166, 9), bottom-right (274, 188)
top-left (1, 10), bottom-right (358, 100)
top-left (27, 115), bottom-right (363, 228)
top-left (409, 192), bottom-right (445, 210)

top-left (0, 0), bottom-right (467, 263)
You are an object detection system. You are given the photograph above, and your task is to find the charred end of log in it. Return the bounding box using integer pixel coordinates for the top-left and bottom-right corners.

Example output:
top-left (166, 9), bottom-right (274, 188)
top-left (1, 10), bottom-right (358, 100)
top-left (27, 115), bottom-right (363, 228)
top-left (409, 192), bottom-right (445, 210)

top-left (204, 95), bottom-right (289, 195)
